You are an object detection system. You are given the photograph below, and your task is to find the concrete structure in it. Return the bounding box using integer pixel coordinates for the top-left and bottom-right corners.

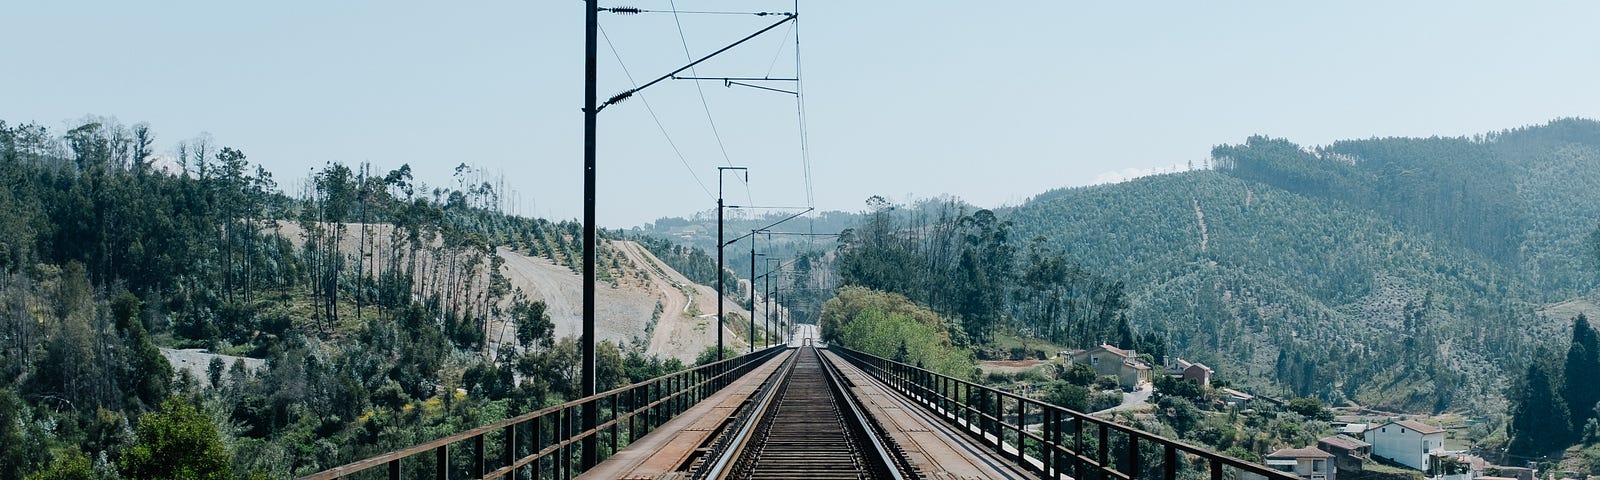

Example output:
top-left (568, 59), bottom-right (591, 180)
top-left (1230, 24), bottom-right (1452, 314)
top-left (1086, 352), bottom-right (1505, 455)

top-left (1363, 420), bottom-right (1444, 471)
top-left (1066, 344), bottom-right (1151, 389)
top-left (1259, 447), bottom-right (1336, 480)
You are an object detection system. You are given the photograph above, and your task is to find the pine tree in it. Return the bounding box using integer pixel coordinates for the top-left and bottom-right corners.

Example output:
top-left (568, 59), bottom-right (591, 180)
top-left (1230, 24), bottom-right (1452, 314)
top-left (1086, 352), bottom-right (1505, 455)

top-left (1562, 314), bottom-right (1600, 434)
top-left (1508, 360), bottom-right (1570, 454)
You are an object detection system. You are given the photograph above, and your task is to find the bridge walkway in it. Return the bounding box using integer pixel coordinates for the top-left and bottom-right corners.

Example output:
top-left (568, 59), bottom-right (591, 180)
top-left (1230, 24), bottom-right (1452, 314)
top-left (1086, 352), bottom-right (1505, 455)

top-left (580, 345), bottom-right (1033, 479)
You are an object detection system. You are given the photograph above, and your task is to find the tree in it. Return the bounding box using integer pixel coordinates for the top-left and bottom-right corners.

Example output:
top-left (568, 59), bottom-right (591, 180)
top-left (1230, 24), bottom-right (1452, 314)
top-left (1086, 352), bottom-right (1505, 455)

top-left (1059, 363), bottom-right (1097, 387)
top-left (24, 447), bottom-right (92, 480)
top-left (119, 400), bottom-right (233, 480)
top-left (1508, 360), bottom-right (1570, 454)
top-left (1287, 397), bottom-right (1334, 421)
top-left (0, 388), bottom-right (28, 479)
top-left (511, 296), bottom-right (552, 350)
top-left (1045, 382), bottom-right (1091, 411)
top-left (1563, 314), bottom-right (1600, 432)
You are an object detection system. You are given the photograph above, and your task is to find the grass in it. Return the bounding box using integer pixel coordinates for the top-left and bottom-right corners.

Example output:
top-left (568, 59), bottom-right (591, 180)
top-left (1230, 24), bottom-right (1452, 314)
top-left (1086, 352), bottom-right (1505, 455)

top-left (988, 331), bottom-right (1071, 359)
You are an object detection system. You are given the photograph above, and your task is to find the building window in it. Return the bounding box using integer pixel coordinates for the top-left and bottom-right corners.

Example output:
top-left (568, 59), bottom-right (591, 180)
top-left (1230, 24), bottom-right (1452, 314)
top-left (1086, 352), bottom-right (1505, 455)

top-left (1313, 461), bottom-right (1323, 473)
top-left (1091, 356), bottom-right (1099, 366)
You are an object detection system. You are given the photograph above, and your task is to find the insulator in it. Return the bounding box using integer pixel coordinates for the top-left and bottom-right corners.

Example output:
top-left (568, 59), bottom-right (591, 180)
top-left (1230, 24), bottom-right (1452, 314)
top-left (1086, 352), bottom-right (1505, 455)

top-left (607, 6), bottom-right (641, 14)
top-left (605, 90), bottom-right (635, 105)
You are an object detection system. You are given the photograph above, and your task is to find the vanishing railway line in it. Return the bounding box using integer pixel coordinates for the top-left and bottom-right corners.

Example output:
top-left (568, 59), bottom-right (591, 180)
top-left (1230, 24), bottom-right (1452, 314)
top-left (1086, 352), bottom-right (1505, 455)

top-left (700, 345), bottom-right (906, 480)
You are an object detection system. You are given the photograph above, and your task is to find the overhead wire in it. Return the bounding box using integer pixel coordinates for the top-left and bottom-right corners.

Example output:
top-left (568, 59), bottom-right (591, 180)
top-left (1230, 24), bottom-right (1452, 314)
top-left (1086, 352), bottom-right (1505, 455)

top-left (763, 21), bottom-right (796, 79)
top-left (668, 0), bottom-right (753, 207)
top-left (601, 7), bottom-right (790, 17)
top-left (794, 0), bottom-right (815, 208)
top-left (599, 23), bottom-right (715, 200)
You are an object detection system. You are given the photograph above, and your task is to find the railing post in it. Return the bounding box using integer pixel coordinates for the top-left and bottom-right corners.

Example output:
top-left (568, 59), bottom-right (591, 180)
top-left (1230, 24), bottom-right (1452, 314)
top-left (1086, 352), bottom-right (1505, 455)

top-left (1210, 458), bottom-right (1223, 480)
top-left (474, 433), bottom-right (486, 478)
top-left (1165, 443), bottom-right (1178, 480)
top-left (503, 424), bottom-right (516, 476)
top-left (1098, 423), bottom-right (1109, 480)
top-left (609, 393), bottom-right (619, 456)
top-left (992, 390), bottom-right (1003, 446)
top-left (645, 382), bottom-right (655, 430)
top-left (1073, 415), bottom-right (1084, 480)
top-left (434, 444), bottom-right (447, 480)
top-left (388, 459), bottom-right (400, 480)
top-left (533, 415), bottom-right (543, 479)
top-left (635, 384), bottom-right (643, 438)
top-left (560, 407), bottom-right (571, 479)
top-left (1042, 408), bottom-right (1054, 476)
top-left (1128, 434), bottom-right (1140, 479)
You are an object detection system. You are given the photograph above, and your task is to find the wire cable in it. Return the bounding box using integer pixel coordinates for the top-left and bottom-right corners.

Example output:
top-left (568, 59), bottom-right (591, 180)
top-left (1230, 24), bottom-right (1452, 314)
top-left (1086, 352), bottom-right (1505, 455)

top-left (669, 0), bottom-right (753, 206)
top-left (794, 1), bottom-right (815, 207)
top-left (599, 23), bottom-right (715, 200)
top-left (602, 7), bottom-right (792, 17)
top-left (764, 21), bottom-right (796, 79)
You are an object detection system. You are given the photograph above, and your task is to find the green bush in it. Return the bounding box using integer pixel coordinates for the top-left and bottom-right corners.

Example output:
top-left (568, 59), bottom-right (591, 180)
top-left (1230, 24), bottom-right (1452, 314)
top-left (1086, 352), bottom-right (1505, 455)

top-left (119, 400), bottom-right (232, 480)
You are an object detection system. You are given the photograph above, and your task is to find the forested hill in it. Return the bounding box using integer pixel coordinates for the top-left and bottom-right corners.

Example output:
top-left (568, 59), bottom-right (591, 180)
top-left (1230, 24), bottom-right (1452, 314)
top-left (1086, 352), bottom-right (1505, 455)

top-left (1213, 118), bottom-right (1600, 295)
top-left (0, 117), bottom-right (705, 478)
top-left (1006, 118), bottom-right (1600, 414)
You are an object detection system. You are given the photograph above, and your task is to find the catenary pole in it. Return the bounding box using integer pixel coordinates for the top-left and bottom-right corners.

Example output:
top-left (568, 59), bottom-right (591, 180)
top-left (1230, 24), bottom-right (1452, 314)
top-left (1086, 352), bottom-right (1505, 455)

top-left (580, 0), bottom-right (598, 468)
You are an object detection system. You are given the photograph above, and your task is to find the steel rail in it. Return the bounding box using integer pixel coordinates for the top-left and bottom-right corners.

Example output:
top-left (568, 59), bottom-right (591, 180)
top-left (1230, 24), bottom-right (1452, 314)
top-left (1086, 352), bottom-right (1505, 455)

top-left (700, 346), bottom-right (905, 479)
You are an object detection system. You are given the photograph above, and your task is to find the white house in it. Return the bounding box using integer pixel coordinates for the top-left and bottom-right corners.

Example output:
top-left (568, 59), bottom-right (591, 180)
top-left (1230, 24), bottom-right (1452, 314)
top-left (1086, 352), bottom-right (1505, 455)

top-left (1362, 420), bottom-right (1444, 471)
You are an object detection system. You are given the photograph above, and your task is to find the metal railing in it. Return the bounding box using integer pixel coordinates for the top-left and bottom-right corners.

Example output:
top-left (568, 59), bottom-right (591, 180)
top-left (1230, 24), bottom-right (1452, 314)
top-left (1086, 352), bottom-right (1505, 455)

top-left (830, 346), bottom-right (1298, 480)
top-left (300, 345), bottom-right (788, 480)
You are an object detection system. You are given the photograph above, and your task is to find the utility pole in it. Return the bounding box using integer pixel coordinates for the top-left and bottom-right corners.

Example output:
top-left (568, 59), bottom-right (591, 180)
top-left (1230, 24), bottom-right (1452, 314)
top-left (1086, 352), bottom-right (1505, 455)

top-left (577, 7), bottom-right (795, 470)
top-left (580, 0), bottom-right (598, 469)
top-left (764, 257), bottom-right (776, 350)
top-left (717, 166), bottom-right (746, 362)
top-left (750, 235), bottom-right (763, 353)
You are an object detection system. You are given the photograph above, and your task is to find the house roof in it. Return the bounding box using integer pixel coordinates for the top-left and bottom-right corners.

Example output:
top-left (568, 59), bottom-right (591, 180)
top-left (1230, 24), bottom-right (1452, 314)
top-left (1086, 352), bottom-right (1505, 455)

top-left (1220, 387), bottom-right (1254, 399)
top-left (1098, 344), bottom-right (1132, 357)
top-left (1376, 419), bottom-right (1444, 435)
top-left (1266, 447), bottom-right (1334, 459)
top-left (1318, 434), bottom-right (1371, 450)
top-left (1340, 423), bottom-right (1369, 434)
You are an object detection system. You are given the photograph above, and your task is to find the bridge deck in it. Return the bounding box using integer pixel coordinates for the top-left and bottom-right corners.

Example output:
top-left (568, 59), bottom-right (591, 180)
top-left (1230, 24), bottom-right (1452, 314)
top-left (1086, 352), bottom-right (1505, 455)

top-left (822, 349), bottom-right (1034, 480)
top-left (584, 346), bottom-right (1034, 479)
top-left (578, 349), bottom-right (794, 480)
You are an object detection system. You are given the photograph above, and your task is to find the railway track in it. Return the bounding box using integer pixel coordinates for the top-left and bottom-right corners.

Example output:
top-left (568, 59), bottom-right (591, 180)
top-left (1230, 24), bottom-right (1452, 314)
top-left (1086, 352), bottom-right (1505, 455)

top-left (699, 346), bottom-right (906, 480)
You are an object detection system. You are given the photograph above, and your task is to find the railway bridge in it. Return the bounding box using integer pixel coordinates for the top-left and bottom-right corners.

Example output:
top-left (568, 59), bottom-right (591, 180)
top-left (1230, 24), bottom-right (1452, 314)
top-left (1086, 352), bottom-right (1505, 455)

top-left (301, 329), bottom-right (1294, 480)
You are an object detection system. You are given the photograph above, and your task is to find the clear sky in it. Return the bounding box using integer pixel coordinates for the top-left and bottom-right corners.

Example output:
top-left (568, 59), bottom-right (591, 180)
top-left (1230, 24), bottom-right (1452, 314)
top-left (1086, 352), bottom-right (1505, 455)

top-left (5, 1), bottom-right (1599, 227)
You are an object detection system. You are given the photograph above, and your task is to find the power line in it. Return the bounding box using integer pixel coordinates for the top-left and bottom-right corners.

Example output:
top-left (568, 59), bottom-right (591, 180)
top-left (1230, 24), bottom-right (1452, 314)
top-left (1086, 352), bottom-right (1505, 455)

top-left (601, 7), bottom-right (793, 17)
top-left (794, 0), bottom-right (815, 208)
top-left (668, 0), bottom-right (752, 206)
top-left (764, 21), bottom-right (796, 78)
top-left (598, 23), bottom-right (715, 200)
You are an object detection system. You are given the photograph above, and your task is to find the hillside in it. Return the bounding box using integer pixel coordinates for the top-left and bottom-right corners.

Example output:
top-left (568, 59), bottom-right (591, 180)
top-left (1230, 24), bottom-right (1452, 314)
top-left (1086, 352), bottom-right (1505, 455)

top-left (272, 221), bottom-right (757, 363)
top-left (1005, 119), bottom-right (1600, 415)
top-left (0, 116), bottom-right (780, 478)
